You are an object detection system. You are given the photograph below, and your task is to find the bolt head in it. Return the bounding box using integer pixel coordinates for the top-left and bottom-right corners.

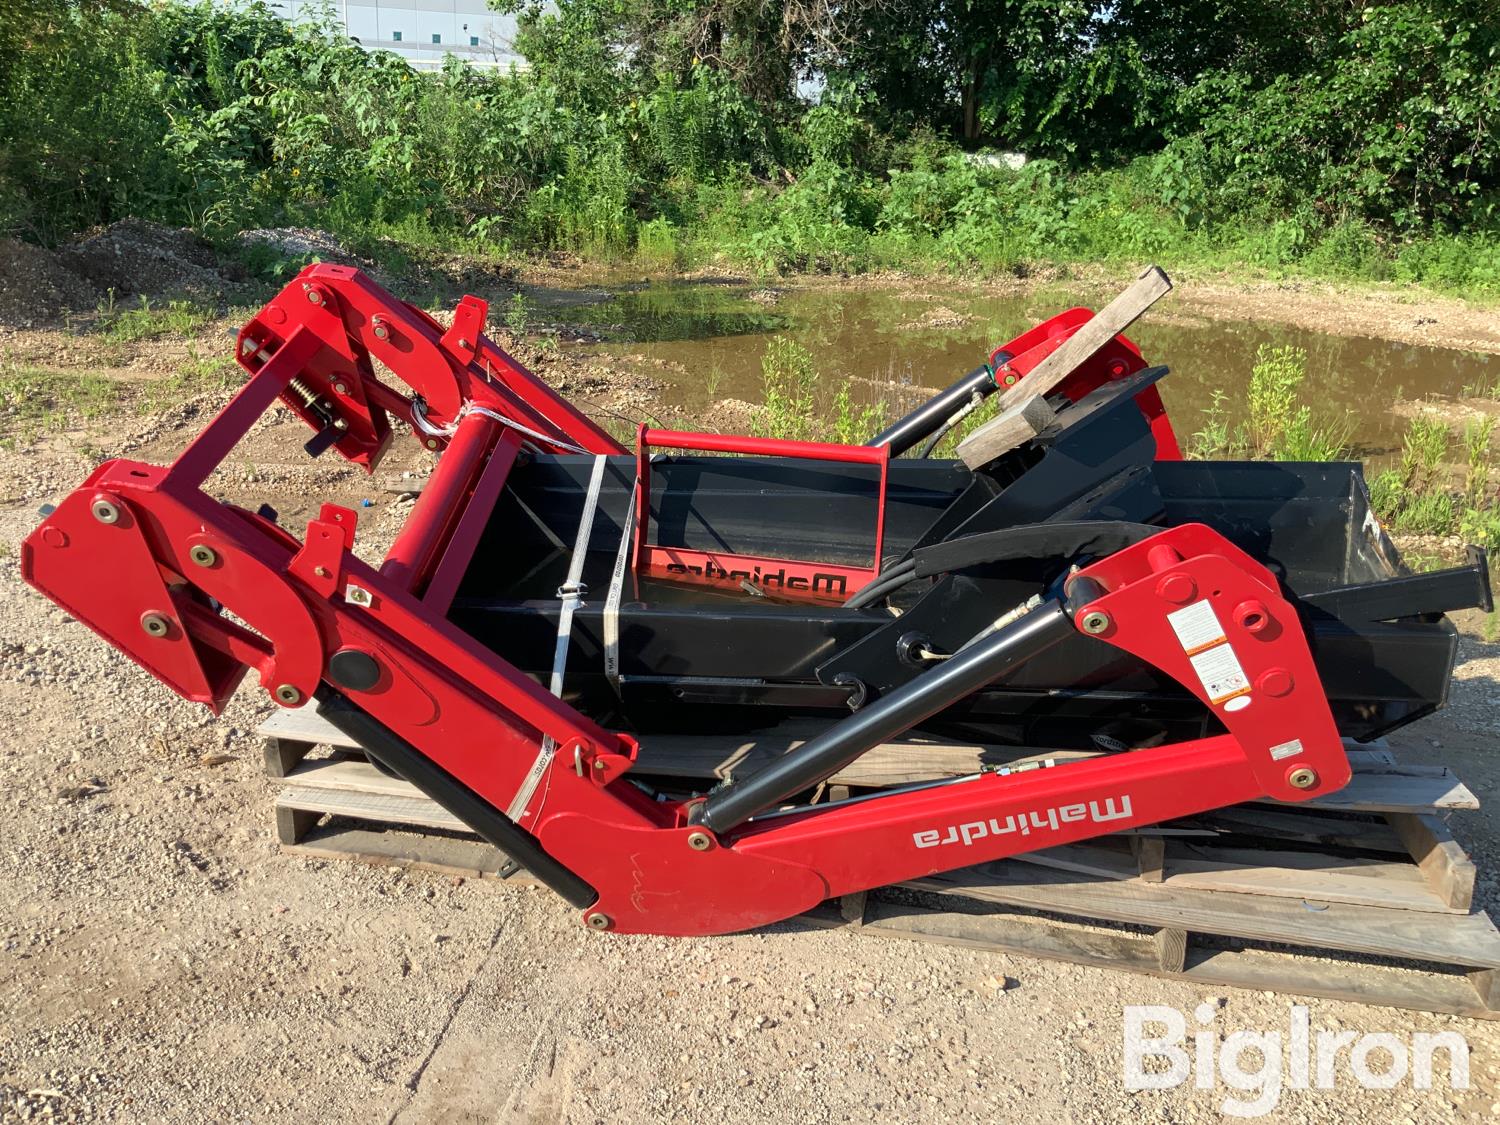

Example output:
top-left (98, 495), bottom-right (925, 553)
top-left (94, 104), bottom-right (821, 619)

top-left (139, 612), bottom-right (170, 638)
top-left (1080, 610), bottom-right (1112, 635)
top-left (1256, 668), bottom-right (1294, 697)
top-left (188, 544), bottom-right (217, 568)
top-left (585, 912), bottom-right (612, 931)
top-left (686, 830), bottom-right (714, 852)
top-left (332, 381), bottom-right (348, 395)
top-left (373, 324), bottom-right (390, 341)
top-left (1287, 767), bottom-right (1318, 790)
top-left (1155, 573), bottom-right (1196, 604)
top-left (306, 289), bottom-right (323, 304)
top-left (425, 438), bottom-right (439, 450)
top-left (91, 498), bottom-right (120, 525)
top-left (274, 684), bottom-right (301, 705)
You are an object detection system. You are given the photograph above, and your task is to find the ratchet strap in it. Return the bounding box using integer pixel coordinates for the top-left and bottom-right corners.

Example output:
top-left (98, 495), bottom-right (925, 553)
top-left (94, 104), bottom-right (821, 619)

top-left (505, 453), bottom-right (607, 820)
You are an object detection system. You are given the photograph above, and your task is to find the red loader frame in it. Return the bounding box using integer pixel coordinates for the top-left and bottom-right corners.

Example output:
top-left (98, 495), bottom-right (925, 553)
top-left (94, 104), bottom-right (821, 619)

top-left (23, 266), bottom-right (1348, 936)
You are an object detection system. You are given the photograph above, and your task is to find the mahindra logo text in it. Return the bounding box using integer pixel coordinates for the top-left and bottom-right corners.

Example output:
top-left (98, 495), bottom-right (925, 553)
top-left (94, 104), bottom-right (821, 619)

top-left (912, 794), bottom-right (1134, 849)
top-left (664, 559), bottom-right (847, 596)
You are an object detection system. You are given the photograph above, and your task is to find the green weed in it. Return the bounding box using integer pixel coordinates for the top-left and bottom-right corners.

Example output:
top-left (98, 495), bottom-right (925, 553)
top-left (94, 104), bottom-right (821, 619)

top-left (1367, 414), bottom-right (1500, 554)
top-left (0, 366), bottom-right (122, 441)
top-left (1398, 414), bottom-right (1450, 494)
top-left (1189, 389), bottom-right (1233, 460)
top-left (504, 292), bottom-right (531, 338)
top-left (756, 337), bottom-right (818, 441)
top-left (1189, 346), bottom-right (1346, 461)
top-left (1247, 346), bottom-right (1307, 456)
top-left (6, 2), bottom-right (1500, 295)
top-left (97, 293), bottom-right (215, 343)
top-left (1463, 416), bottom-right (1495, 510)
top-left (135, 349), bottom-right (242, 414)
top-left (754, 337), bottom-right (885, 445)
top-left (831, 384), bottom-right (885, 446)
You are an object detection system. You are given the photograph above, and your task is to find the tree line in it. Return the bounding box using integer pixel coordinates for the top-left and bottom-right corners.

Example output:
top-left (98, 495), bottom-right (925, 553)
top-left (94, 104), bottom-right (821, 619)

top-left (4, 1), bottom-right (1498, 285)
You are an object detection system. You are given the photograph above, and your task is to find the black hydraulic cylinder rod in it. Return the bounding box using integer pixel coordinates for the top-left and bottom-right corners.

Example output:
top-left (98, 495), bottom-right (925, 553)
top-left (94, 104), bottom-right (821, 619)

top-left (316, 689), bottom-right (598, 909)
top-left (867, 362), bottom-right (1000, 456)
top-left (691, 598), bottom-right (1075, 834)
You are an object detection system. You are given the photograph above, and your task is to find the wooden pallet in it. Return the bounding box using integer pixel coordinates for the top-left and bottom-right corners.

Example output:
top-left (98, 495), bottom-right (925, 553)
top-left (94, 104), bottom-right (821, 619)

top-left (259, 708), bottom-right (1500, 1018)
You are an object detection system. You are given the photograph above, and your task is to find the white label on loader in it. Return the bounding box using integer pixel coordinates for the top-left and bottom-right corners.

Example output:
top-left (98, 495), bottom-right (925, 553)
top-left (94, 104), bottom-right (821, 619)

top-left (1269, 738), bottom-right (1305, 761)
top-left (1167, 599), bottom-right (1227, 655)
top-left (1188, 642), bottom-right (1251, 704)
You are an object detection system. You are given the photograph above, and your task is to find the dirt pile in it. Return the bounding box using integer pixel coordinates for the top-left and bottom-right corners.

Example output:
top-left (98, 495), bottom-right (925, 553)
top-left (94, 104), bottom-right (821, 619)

top-left (60, 218), bottom-right (243, 303)
top-left (235, 227), bottom-right (375, 273)
top-left (0, 238), bottom-right (96, 328)
top-left (0, 219), bottom-right (260, 329)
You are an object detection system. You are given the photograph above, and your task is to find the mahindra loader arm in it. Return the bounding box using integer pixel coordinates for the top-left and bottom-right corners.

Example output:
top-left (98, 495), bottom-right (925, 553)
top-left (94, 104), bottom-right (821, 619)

top-left (21, 266), bottom-right (1368, 936)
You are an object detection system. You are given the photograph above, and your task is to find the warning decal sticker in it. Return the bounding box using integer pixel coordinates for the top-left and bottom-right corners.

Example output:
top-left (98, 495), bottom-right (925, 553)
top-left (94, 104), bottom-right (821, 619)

top-left (1167, 599), bottom-right (1227, 656)
top-left (1187, 642), bottom-right (1251, 704)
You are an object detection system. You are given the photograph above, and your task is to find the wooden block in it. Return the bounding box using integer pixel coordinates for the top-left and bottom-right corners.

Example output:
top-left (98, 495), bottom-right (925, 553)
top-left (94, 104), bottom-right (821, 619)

top-left (1387, 812), bottom-right (1476, 912)
top-left (281, 758), bottom-right (425, 799)
top-left (865, 897), bottom-right (1157, 967)
top-left (1469, 968), bottom-right (1500, 1011)
top-left (1131, 834), bottom-right (1165, 883)
top-left (1197, 806), bottom-right (1407, 853)
top-left (259, 704), bottom-right (361, 750)
top-left (258, 711), bottom-right (1467, 810)
top-left (275, 804), bottom-right (321, 845)
top-left (1016, 839), bottom-right (1461, 914)
top-left (951, 394), bottom-right (1056, 466)
top-left (1286, 771), bottom-right (1478, 814)
top-left (999, 266), bottom-right (1173, 409)
top-left (263, 736), bottom-right (316, 779)
top-left (839, 890), bottom-right (869, 926)
top-left (959, 265), bottom-right (1172, 467)
top-left (1154, 927), bottom-right (1188, 973)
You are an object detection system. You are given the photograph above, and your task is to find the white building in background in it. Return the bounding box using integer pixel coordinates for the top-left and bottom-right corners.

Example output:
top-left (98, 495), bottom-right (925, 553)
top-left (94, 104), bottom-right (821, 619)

top-left (252, 0), bottom-right (527, 70)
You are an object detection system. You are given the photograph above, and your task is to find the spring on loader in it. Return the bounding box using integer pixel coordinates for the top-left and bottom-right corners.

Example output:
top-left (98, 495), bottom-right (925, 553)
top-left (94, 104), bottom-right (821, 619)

top-left (285, 377), bottom-right (321, 410)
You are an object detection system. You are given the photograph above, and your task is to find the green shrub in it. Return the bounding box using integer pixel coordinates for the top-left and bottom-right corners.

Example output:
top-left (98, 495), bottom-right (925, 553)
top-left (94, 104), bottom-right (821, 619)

top-left (756, 337), bottom-right (818, 440)
top-left (3, 1), bottom-right (1499, 294)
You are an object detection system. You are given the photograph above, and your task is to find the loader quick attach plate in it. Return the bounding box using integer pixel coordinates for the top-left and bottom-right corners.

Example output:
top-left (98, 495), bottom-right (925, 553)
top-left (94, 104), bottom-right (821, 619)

top-left (21, 264), bottom-right (1490, 936)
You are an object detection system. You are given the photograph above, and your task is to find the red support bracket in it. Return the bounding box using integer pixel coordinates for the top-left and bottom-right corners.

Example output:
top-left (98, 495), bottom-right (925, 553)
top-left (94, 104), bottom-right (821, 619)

top-left (988, 310), bottom-right (1182, 459)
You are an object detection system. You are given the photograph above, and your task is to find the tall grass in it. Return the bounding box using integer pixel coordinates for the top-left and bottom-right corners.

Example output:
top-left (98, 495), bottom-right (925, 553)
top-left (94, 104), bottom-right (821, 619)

top-left (755, 337), bottom-right (885, 445)
top-left (1366, 415), bottom-right (1500, 552)
top-left (1189, 356), bottom-right (1500, 555)
top-left (1190, 346), bottom-right (1347, 461)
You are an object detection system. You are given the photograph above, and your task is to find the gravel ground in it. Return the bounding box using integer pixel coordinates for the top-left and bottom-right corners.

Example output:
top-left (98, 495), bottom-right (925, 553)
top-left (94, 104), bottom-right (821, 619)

top-left (2, 301), bottom-right (1500, 1123)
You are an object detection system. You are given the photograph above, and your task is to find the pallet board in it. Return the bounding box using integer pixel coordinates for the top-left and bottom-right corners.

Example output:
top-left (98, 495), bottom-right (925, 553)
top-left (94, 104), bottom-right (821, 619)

top-left (259, 706), bottom-right (1479, 812)
top-left (819, 899), bottom-right (1500, 1021)
top-left (1011, 836), bottom-right (1465, 914)
top-left (260, 709), bottom-right (1500, 1018)
top-left (273, 807), bottom-right (1500, 1020)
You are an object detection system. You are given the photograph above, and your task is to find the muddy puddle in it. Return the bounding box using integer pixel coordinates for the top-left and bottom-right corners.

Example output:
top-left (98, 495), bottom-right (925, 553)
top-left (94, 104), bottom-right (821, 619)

top-left (547, 278), bottom-right (1499, 459)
